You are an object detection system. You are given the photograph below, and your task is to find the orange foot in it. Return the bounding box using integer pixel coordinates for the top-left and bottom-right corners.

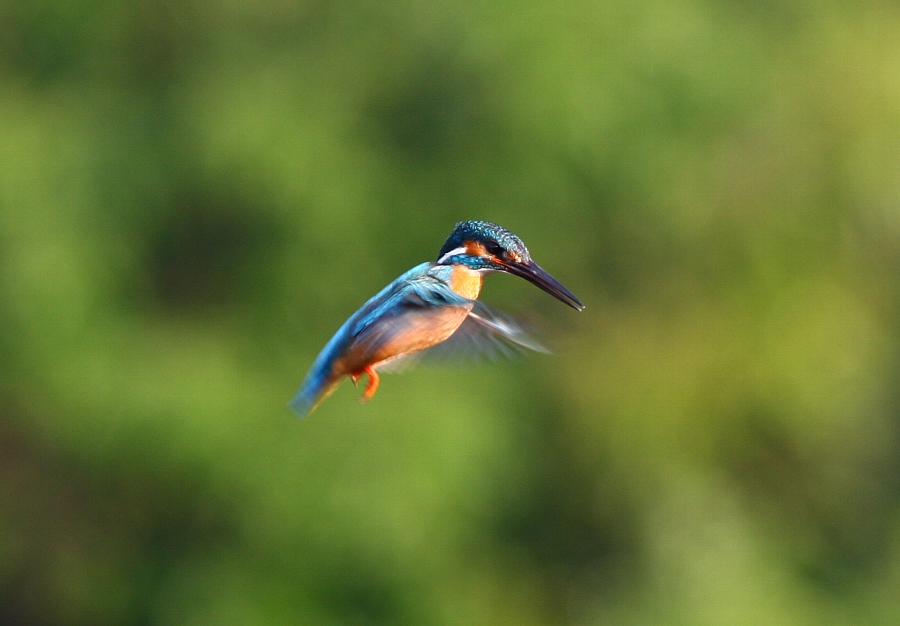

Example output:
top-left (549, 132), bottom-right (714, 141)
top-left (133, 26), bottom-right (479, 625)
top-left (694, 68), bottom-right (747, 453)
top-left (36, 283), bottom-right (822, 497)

top-left (350, 366), bottom-right (380, 403)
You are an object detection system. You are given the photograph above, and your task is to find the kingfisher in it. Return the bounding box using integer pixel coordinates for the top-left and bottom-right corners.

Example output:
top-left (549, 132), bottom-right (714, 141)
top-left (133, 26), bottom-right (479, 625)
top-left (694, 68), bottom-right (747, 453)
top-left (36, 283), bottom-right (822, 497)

top-left (290, 220), bottom-right (584, 415)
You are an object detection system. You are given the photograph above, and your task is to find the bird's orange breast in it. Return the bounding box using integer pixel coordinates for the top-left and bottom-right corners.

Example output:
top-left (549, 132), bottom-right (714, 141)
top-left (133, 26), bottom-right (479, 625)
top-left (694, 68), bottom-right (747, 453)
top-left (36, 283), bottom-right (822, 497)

top-left (449, 265), bottom-right (484, 300)
top-left (333, 305), bottom-right (472, 376)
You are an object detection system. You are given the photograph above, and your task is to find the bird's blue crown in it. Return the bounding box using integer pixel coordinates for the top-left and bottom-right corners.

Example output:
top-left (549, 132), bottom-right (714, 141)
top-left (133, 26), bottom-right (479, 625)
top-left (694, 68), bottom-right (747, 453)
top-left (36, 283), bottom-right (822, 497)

top-left (436, 221), bottom-right (531, 268)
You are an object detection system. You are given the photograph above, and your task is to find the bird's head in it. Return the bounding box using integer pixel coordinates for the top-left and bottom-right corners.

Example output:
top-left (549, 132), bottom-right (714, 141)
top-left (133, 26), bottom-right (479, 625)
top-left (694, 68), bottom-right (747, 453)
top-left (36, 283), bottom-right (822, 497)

top-left (436, 220), bottom-right (584, 310)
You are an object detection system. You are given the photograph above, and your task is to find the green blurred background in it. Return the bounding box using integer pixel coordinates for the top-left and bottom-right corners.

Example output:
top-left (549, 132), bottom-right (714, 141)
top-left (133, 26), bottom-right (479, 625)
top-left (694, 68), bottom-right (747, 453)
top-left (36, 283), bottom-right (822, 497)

top-left (2, 0), bottom-right (900, 624)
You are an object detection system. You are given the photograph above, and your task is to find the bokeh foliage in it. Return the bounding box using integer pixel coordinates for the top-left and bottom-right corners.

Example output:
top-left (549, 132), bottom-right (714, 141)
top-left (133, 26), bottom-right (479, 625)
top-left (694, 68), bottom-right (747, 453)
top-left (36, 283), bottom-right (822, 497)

top-left (3, 0), bottom-right (900, 624)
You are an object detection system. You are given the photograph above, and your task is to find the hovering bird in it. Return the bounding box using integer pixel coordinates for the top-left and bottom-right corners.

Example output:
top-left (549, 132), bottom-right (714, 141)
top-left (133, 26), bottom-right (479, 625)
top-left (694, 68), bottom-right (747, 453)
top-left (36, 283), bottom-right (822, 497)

top-left (290, 220), bottom-right (584, 415)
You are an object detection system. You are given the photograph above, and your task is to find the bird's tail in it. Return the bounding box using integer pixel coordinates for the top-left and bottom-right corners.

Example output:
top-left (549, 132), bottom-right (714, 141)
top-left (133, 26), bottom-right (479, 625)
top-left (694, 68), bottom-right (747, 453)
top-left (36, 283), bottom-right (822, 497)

top-left (289, 374), bottom-right (342, 417)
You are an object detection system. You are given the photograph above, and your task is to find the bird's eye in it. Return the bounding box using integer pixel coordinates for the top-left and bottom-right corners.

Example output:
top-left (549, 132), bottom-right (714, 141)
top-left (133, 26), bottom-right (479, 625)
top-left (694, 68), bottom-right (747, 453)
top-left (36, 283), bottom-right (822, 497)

top-left (485, 241), bottom-right (505, 257)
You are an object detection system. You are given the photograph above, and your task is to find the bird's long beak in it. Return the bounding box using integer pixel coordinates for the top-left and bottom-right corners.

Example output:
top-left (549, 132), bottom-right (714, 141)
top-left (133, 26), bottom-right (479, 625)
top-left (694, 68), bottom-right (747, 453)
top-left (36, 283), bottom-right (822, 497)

top-left (502, 259), bottom-right (585, 311)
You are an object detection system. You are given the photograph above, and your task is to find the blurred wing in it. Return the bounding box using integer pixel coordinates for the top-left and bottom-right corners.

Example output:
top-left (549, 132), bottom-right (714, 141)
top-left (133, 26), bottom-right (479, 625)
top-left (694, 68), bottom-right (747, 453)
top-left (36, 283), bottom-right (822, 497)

top-left (415, 300), bottom-right (549, 364)
top-left (377, 302), bottom-right (548, 373)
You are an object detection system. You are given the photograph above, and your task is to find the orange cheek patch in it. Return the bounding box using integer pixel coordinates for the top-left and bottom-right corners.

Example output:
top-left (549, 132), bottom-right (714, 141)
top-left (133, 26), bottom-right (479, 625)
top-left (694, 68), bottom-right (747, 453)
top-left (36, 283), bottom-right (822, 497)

top-left (464, 241), bottom-right (488, 257)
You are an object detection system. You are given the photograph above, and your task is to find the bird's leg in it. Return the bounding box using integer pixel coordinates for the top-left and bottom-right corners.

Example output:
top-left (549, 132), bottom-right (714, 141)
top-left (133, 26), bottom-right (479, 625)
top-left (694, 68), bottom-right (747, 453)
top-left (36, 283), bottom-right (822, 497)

top-left (358, 366), bottom-right (380, 403)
